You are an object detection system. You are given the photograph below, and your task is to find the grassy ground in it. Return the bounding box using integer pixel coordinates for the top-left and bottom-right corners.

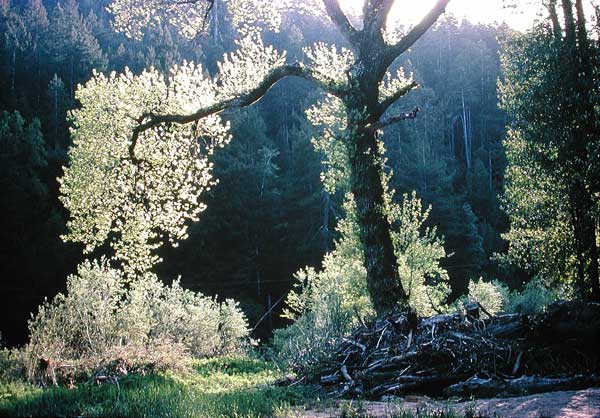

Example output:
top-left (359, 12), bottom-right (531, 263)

top-left (0, 357), bottom-right (313, 418)
top-left (0, 357), bottom-right (492, 418)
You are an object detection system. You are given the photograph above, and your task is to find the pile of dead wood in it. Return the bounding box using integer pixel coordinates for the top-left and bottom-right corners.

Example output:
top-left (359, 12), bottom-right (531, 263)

top-left (310, 302), bottom-right (600, 399)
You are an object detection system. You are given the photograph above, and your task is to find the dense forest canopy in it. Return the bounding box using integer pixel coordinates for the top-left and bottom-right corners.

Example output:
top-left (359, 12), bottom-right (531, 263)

top-left (0, 0), bottom-right (598, 348)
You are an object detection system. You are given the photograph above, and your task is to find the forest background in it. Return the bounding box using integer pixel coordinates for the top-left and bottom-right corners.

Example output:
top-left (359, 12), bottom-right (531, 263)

top-left (0, 0), bottom-right (536, 346)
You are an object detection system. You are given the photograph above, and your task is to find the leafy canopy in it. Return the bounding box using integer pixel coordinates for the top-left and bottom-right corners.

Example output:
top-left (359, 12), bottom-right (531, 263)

top-left (60, 0), bottom-right (420, 274)
top-left (60, 35), bottom-right (288, 273)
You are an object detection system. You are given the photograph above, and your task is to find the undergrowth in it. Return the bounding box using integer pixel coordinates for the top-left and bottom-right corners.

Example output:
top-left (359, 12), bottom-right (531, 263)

top-left (0, 356), bottom-right (311, 418)
top-left (0, 356), bottom-right (498, 418)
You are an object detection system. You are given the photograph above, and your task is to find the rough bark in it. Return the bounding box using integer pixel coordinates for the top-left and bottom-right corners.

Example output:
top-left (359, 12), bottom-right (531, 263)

top-left (347, 119), bottom-right (407, 313)
top-left (570, 184), bottom-right (600, 301)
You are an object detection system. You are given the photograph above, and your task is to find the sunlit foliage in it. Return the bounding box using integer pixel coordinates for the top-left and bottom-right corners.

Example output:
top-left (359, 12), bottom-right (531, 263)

top-left (306, 95), bottom-right (349, 192)
top-left (498, 129), bottom-right (577, 285)
top-left (216, 34), bottom-right (286, 99)
top-left (26, 259), bottom-right (249, 381)
top-left (498, 23), bottom-right (600, 294)
top-left (60, 67), bottom-right (227, 273)
top-left (275, 192), bottom-right (449, 372)
top-left (379, 67), bottom-right (414, 102)
top-left (465, 278), bottom-right (507, 318)
top-left (303, 42), bottom-right (354, 87)
top-left (60, 35), bottom-right (287, 273)
top-left (108, 0), bottom-right (284, 40)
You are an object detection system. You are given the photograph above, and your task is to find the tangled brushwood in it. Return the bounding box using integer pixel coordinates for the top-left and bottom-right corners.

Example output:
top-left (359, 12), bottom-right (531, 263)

top-left (299, 302), bottom-right (600, 399)
top-left (25, 259), bottom-right (250, 386)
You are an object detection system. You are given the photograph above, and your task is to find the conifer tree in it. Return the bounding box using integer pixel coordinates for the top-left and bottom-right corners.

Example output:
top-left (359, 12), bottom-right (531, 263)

top-left (46, 0), bottom-right (106, 98)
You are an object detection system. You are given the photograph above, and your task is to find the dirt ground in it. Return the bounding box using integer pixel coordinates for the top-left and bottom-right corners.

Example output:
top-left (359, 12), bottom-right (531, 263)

top-left (293, 388), bottom-right (600, 418)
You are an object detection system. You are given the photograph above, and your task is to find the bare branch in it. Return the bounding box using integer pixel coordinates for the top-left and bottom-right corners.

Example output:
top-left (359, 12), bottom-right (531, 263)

top-left (369, 107), bottom-right (420, 132)
top-left (323, 0), bottom-right (360, 45)
top-left (383, 0), bottom-right (450, 67)
top-left (378, 80), bottom-right (418, 116)
top-left (129, 64), bottom-right (344, 162)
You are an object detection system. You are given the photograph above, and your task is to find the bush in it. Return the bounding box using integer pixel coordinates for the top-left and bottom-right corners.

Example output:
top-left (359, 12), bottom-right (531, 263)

top-left (504, 277), bottom-right (559, 315)
top-left (272, 192), bottom-right (450, 373)
top-left (272, 271), bottom-right (353, 374)
top-left (122, 276), bottom-right (249, 358)
top-left (0, 346), bottom-right (26, 383)
top-left (464, 278), bottom-right (508, 317)
top-left (25, 259), bottom-right (250, 383)
top-left (26, 259), bottom-right (124, 379)
top-left (462, 277), bottom-right (561, 318)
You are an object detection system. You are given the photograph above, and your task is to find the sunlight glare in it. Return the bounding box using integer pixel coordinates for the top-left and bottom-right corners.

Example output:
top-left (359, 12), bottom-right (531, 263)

top-left (338, 0), bottom-right (540, 31)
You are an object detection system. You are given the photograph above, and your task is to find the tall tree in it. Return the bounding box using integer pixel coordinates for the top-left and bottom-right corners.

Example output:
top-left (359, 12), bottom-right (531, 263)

top-left (64, 0), bottom-right (451, 315)
top-left (501, 0), bottom-right (600, 300)
top-left (2, 5), bottom-right (29, 95)
top-left (23, 0), bottom-right (49, 103)
top-left (46, 0), bottom-right (105, 98)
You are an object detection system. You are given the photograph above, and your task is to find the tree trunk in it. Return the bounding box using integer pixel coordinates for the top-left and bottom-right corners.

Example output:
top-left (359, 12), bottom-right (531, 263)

top-left (570, 183), bottom-right (600, 301)
top-left (461, 90), bottom-right (471, 170)
top-left (11, 47), bottom-right (16, 94)
top-left (565, 0), bottom-right (600, 301)
top-left (345, 88), bottom-right (407, 314)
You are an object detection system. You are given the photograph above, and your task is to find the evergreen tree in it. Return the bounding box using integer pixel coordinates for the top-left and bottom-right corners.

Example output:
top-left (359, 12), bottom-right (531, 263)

top-left (45, 0), bottom-right (106, 98)
top-left (2, 5), bottom-right (29, 96)
top-left (0, 111), bottom-right (71, 344)
top-left (46, 73), bottom-right (67, 147)
top-left (500, 0), bottom-right (600, 299)
top-left (22, 0), bottom-right (49, 98)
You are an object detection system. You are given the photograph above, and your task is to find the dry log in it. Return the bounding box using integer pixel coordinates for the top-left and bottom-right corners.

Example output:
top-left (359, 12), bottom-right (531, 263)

top-left (446, 375), bottom-right (600, 398)
top-left (485, 314), bottom-right (529, 338)
top-left (304, 302), bottom-right (600, 400)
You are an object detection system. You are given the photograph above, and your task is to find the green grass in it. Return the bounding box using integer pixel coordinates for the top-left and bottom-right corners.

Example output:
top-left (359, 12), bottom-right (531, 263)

top-left (0, 357), bottom-right (495, 418)
top-left (0, 357), bottom-right (313, 418)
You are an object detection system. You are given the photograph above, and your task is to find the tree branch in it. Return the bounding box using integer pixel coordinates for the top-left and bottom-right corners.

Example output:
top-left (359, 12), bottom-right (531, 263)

top-left (369, 107), bottom-right (420, 132)
top-left (382, 0), bottom-right (450, 67)
top-left (378, 80), bottom-right (418, 116)
top-left (364, 0), bottom-right (396, 32)
top-left (129, 64), bottom-right (343, 162)
top-left (323, 0), bottom-right (360, 45)
top-left (546, 0), bottom-right (563, 39)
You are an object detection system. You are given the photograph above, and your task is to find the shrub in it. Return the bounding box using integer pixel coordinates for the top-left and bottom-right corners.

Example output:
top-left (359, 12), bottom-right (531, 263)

top-left (465, 278), bottom-right (508, 317)
top-left (272, 192), bottom-right (450, 373)
top-left (26, 259), bottom-right (124, 379)
top-left (122, 276), bottom-right (249, 358)
top-left (0, 346), bottom-right (26, 383)
top-left (218, 299), bottom-right (251, 356)
top-left (25, 259), bottom-right (249, 383)
top-left (504, 277), bottom-right (559, 315)
top-left (272, 269), bottom-right (353, 374)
